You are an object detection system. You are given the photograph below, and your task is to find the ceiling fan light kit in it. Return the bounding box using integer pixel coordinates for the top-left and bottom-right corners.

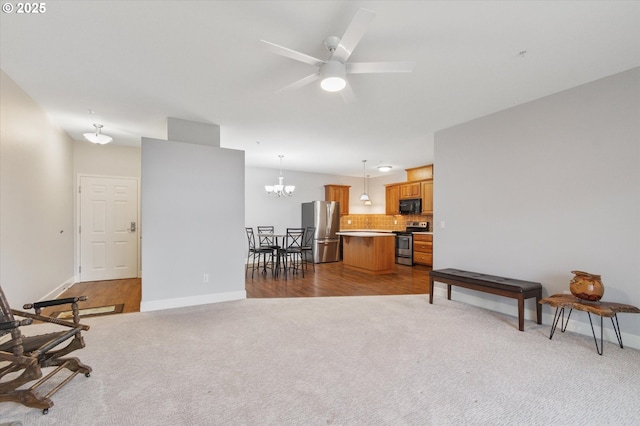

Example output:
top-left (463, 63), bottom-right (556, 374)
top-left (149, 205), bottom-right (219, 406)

top-left (83, 123), bottom-right (112, 145)
top-left (320, 61), bottom-right (346, 92)
top-left (261, 7), bottom-right (413, 100)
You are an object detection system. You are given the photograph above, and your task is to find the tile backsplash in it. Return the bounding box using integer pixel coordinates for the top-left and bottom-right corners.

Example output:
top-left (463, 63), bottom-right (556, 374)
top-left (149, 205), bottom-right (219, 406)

top-left (339, 214), bottom-right (432, 231)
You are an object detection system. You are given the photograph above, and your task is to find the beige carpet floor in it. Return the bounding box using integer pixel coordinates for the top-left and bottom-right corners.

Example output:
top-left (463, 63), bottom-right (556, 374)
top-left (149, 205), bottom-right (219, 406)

top-left (2, 295), bottom-right (639, 425)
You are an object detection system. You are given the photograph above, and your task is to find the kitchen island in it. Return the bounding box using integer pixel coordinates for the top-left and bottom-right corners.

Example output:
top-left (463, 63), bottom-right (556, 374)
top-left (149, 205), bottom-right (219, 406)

top-left (336, 232), bottom-right (396, 274)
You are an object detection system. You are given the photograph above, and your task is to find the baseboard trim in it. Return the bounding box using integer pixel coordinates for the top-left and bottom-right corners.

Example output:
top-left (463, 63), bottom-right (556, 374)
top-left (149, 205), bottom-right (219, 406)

top-left (140, 290), bottom-right (247, 312)
top-left (40, 276), bottom-right (76, 301)
top-left (431, 284), bottom-right (640, 350)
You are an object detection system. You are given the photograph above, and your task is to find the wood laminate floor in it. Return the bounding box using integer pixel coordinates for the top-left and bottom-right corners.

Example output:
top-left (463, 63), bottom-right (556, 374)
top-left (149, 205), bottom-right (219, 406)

top-left (40, 278), bottom-right (142, 317)
top-left (246, 261), bottom-right (431, 298)
top-left (49, 262), bottom-right (431, 315)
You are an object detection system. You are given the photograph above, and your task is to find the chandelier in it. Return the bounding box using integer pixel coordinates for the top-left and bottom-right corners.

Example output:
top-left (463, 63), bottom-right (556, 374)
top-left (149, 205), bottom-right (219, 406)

top-left (265, 155), bottom-right (295, 197)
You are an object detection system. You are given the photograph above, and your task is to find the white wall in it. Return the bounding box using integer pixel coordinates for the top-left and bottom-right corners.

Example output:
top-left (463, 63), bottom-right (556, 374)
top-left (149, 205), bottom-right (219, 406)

top-left (0, 70), bottom-right (75, 305)
top-left (352, 172), bottom-right (407, 215)
top-left (73, 142), bottom-right (142, 278)
top-left (141, 138), bottom-right (245, 311)
top-left (244, 167), bottom-right (405, 232)
top-left (73, 141), bottom-right (141, 178)
top-left (434, 67), bottom-right (640, 347)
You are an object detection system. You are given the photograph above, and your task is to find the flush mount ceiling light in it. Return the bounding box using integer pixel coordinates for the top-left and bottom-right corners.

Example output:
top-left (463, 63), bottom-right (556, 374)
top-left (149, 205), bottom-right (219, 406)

top-left (377, 165), bottom-right (392, 172)
top-left (359, 160), bottom-right (370, 202)
top-left (83, 124), bottom-right (112, 145)
top-left (265, 155), bottom-right (295, 197)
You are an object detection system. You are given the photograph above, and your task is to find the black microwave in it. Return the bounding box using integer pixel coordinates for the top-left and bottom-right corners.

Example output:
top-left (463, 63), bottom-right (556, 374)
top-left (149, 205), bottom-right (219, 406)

top-left (399, 198), bottom-right (421, 215)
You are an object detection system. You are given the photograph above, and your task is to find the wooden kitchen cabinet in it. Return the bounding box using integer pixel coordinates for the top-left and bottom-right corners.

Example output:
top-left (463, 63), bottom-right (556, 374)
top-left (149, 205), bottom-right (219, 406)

top-left (413, 233), bottom-right (433, 266)
top-left (406, 164), bottom-right (433, 181)
top-left (421, 180), bottom-right (433, 214)
top-left (399, 182), bottom-right (421, 199)
top-left (385, 185), bottom-right (400, 215)
top-left (324, 185), bottom-right (350, 216)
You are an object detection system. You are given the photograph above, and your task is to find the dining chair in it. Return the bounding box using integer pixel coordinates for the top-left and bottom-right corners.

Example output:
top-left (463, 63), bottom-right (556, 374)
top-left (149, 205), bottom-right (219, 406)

top-left (257, 226), bottom-right (279, 249)
top-left (301, 226), bottom-right (315, 272)
top-left (279, 228), bottom-right (306, 278)
top-left (256, 226), bottom-right (279, 275)
top-left (245, 227), bottom-right (274, 278)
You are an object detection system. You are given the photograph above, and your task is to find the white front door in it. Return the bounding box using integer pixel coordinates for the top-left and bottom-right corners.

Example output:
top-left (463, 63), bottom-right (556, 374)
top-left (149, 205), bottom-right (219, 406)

top-left (79, 176), bottom-right (139, 282)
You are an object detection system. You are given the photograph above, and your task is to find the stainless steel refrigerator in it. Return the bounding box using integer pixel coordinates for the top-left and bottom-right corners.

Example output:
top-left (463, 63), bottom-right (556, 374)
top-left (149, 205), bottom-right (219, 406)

top-left (301, 201), bottom-right (340, 263)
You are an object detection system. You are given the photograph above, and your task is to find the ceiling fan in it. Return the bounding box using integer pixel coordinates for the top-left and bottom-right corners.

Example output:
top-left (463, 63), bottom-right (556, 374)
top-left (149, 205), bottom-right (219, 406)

top-left (261, 8), bottom-right (414, 102)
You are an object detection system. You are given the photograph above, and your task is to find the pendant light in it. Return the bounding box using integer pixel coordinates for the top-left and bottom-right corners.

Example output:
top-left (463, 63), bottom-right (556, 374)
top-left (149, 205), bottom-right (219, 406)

top-left (359, 160), bottom-right (370, 201)
top-left (364, 174), bottom-right (372, 206)
top-left (265, 155), bottom-right (295, 197)
top-left (83, 123), bottom-right (113, 145)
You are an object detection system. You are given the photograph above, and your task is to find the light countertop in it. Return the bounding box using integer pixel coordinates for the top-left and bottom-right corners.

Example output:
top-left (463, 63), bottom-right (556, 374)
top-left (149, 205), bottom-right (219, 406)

top-left (412, 232), bottom-right (433, 235)
top-left (336, 232), bottom-right (396, 237)
top-left (339, 229), bottom-right (394, 233)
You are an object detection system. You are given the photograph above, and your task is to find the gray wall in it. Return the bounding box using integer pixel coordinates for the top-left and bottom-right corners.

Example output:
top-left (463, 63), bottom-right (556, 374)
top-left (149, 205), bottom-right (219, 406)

top-left (141, 138), bottom-right (245, 310)
top-left (434, 67), bottom-right (640, 347)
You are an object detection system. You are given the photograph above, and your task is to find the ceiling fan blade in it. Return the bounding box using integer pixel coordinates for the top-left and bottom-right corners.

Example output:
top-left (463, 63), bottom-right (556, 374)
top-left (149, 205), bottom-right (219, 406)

top-left (339, 82), bottom-right (357, 104)
top-left (275, 73), bottom-right (320, 94)
top-left (346, 61), bottom-right (415, 74)
top-left (260, 40), bottom-right (325, 67)
top-left (332, 8), bottom-right (376, 63)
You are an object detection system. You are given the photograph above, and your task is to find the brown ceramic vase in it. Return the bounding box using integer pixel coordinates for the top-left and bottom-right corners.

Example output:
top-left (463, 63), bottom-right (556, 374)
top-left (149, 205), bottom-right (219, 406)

top-left (569, 270), bottom-right (604, 301)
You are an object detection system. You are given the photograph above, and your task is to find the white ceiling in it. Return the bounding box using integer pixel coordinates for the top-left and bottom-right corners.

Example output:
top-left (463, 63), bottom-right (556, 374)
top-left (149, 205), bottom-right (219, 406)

top-left (1, 1), bottom-right (639, 177)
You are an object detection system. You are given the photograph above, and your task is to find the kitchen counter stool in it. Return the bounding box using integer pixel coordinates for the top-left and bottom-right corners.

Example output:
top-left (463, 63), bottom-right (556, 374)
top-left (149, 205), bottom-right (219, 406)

top-left (279, 228), bottom-right (306, 278)
top-left (245, 227), bottom-right (275, 278)
top-left (257, 226), bottom-right (280, 275)
top-left (301, 226), bottom-right (315, 272)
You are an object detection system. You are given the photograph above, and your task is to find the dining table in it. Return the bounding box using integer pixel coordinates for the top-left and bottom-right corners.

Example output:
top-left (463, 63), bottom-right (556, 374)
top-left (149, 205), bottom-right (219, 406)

top-left (257, 232), bottom-right (286, 276)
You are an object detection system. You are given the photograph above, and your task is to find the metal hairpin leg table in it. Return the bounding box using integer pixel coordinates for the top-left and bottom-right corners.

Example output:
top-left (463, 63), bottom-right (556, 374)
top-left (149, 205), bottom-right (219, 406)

top-left (539, 294), bottom-right (640, 355)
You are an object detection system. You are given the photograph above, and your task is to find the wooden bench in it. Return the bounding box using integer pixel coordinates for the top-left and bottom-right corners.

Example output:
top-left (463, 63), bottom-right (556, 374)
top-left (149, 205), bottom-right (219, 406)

top-left (429, 268), bottom-right (543, 331)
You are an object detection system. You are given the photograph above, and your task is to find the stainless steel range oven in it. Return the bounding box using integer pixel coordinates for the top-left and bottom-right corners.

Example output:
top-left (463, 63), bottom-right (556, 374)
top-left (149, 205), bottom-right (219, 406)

top-left (394, 221), bottom-right (429, 265)
top-left (395, 232), bottom-right (413, 265)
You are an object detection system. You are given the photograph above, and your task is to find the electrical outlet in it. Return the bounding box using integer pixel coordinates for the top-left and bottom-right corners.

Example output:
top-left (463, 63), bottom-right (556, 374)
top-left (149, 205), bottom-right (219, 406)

top-left (347, 220), bottom-right (351, 224)
top-left (203, 273), bottom-right (209, 283)
top-left (394, 220), bottom-right (398, 224)
top-left (563, 290), bottom-right (571, 294)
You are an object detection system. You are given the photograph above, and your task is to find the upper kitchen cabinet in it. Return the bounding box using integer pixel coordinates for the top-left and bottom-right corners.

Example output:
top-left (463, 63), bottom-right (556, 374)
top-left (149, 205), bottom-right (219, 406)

top-left (421, 180), bottom-right (433, 214)
top-left (324, 185), bottom-right (350, 216)
top-left (385, 185), bottom-right (400, 215)
top-left (406, 164), bottom-right (433, 181)
top-left (399, 182), bottom-right (421, 199)
top-left (385, 164), bottom-right (434, 215)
